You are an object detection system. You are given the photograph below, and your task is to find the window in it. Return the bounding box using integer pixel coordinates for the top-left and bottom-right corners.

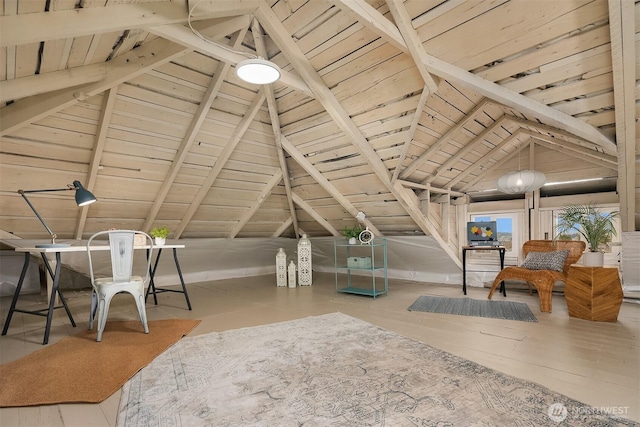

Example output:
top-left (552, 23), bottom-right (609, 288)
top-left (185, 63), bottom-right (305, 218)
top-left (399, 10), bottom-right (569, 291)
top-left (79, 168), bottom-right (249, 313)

top-left (471, 214), bottom-right (516, 252)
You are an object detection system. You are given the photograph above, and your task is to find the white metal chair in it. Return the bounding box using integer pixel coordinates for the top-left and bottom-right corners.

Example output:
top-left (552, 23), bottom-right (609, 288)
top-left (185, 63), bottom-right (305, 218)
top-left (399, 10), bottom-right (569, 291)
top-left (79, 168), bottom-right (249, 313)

top-left (86, 230), bottom-right (153, 342)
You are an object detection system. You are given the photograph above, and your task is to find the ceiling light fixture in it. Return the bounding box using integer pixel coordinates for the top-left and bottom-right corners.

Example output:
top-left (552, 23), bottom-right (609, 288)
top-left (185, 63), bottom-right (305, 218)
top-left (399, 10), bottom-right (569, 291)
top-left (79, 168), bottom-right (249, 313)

top-left (496, 143), bottom-right (545, 194)
top-left (496, 170), bottom-right (546, 194)
top-left (236, 58), bottom-right (281, 85)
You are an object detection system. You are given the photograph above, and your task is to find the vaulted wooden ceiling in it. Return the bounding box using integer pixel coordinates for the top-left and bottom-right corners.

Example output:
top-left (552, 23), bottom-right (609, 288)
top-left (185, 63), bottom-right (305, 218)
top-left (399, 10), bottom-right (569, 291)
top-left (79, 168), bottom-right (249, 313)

top-left (0, 0), bottom-right (638, 255)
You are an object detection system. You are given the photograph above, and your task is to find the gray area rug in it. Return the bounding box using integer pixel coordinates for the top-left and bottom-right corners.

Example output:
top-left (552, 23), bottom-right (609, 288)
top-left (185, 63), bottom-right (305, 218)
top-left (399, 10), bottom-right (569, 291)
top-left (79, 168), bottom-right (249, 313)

top-left (117, 313), bottom-right (635, 426)
top-left (408, 295), bottom-right (538, 322)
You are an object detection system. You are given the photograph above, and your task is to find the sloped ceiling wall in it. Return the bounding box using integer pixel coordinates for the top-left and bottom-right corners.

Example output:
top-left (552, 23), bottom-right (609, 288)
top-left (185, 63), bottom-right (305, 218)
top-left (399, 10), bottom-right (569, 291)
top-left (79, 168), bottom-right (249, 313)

top-left (0, 0), bottom-right (637, 258)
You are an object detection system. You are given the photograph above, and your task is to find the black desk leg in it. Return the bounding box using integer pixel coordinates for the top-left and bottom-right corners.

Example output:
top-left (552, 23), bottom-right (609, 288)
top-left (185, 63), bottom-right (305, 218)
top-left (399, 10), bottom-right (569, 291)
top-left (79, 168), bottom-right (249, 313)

top-left (145, 248), bottom-right (162, 305)
top-left (1, 252), bottom-right (30, 336)
top-left (41, 253), bottom-right (76, 345)
top-left (173, 248), bottom-right (192, 310)
top-left (462, 249), bottom-right (467, 295)
top-left (499, 249), bottom-right (507, 297)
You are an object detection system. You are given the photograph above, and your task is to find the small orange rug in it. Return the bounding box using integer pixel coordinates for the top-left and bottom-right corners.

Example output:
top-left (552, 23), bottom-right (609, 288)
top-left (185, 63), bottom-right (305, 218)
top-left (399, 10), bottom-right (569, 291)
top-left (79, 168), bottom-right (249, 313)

top-left (0, 318), bottom-right (200, 407)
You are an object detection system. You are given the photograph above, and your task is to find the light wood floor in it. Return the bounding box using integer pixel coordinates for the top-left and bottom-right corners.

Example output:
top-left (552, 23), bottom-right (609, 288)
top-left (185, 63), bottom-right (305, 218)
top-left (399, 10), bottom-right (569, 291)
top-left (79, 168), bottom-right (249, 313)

top-left (1, 273), bottom-right (638, 426)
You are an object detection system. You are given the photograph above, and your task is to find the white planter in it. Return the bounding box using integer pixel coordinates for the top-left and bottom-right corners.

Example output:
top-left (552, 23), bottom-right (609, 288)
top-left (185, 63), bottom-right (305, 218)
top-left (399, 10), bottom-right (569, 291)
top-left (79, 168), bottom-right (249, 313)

top-left (154, 237), bottom-right (166, 246)
top-left (582, 251), bottom-right (604, 267)
top-left (348, 237), bottom-right (357, 245)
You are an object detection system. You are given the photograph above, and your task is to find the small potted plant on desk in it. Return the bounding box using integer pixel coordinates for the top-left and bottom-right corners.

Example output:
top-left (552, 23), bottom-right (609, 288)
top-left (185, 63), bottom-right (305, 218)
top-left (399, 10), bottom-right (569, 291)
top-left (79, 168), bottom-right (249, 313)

top-left (149, 226), bottom-right (171, 247)
top-left (555, 203), bottom-right (618, 267)
top-left (343, 225), bottom-right (363, 245)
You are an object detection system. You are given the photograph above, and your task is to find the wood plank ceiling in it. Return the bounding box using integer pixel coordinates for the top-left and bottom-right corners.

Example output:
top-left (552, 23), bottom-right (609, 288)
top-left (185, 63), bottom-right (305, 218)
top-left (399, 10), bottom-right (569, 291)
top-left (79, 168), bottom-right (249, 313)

top-left (0, 0), bottom-right (638, 257)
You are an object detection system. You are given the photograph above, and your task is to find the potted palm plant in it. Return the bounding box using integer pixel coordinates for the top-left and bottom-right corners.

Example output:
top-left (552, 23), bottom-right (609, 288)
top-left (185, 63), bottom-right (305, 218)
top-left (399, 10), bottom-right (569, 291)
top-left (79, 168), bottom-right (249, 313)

top-left (149, 226), bottom-right (171, 246)
top-left (555, 204), bottom-right (618, 266)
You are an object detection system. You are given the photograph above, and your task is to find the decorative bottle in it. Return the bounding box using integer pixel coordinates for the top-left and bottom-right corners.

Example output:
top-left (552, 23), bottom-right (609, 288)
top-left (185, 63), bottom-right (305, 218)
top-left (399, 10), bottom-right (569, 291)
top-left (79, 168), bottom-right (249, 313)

top-left (288, 261), bottom-right (297, 288)
top-left (297, 234), bottom-right (312, 286)
top-left (276, 248), bottom-right (287, 287)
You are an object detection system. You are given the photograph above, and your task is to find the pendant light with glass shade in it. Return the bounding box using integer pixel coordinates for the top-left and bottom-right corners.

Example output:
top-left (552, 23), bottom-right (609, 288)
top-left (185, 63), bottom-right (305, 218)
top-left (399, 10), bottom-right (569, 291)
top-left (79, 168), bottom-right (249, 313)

top-left (496, 143), bottom-right (545, 194)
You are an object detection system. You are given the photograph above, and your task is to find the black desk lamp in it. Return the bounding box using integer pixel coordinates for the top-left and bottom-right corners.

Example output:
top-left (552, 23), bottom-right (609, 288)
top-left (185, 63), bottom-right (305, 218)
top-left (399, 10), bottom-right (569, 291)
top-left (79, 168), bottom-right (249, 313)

top-left (18, 180), bottom-right (97, 248)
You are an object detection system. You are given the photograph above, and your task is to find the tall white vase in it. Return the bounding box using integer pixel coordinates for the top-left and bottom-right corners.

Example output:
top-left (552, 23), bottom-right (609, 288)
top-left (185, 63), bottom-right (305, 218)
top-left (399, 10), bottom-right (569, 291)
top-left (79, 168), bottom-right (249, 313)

top-left (297, 234), bottom-right (312, 286)
top-left (276, 248), bottom-right (287, 287)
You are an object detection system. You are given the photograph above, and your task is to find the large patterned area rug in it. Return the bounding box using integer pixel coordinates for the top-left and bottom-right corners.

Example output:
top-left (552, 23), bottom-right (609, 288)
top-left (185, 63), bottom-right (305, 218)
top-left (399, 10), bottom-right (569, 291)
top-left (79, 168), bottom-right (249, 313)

top-left (118, 313), bottom-right (636, 426)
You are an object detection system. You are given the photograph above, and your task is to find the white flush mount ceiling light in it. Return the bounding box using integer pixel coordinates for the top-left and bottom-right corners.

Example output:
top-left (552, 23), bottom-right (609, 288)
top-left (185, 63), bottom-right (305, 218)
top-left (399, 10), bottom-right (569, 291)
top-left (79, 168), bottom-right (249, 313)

top-left (236, 58), bottom-right (281, 85)
top-left (496, 170), bottom-right (546, 194)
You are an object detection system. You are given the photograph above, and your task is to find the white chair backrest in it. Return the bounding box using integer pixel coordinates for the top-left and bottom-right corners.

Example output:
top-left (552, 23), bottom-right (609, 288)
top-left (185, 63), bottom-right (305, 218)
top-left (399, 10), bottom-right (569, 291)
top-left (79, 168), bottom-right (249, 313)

top-left (86, 230), bottom-right (153, 286)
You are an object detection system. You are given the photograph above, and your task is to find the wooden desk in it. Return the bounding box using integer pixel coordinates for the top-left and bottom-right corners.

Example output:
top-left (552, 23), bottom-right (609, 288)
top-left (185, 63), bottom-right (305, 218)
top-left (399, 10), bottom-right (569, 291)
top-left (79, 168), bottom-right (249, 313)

top-left (2, 244), bottom-right (189, 345)
top-left (565, 265), bottom-right (623, 322)
top-left (462, 246), bottom-right (506, 295)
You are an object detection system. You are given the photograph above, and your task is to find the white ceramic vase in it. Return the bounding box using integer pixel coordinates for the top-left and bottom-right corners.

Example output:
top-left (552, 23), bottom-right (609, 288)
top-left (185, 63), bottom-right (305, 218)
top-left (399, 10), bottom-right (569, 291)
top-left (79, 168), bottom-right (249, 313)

top-left (582, 251), bottom-right (604, 267)
top-left (348, 237), bottom-right (357, 245)
top-left (154, 237), bottom-right (165, 246)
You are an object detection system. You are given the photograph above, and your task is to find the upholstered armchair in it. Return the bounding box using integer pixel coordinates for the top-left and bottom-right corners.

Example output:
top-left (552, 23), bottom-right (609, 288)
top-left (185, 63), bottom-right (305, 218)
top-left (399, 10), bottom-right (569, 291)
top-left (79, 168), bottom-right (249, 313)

top-left (488, 240), bottom-right (586, 312)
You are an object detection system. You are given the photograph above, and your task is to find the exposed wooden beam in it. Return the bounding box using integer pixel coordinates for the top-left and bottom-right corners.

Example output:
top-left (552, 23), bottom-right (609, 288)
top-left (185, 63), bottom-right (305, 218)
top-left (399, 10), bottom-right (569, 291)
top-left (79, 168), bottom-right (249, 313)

top-left (400, 99), bottom-right (490, 180)
top-left (420, 52), bottom-right (615, 151)
top-left (396, 180), bottom-right (464, 197)
top-left (173, 89), bottom-right (267, 238)
top-left (609, 0), bottom-right (637, 231)
top-left (331, 0), bottom-right (407, 53)
top-left (520, 130), bottom-right (617, 166)
top-left (256, 1), bottom-right (458, 265)
top-left (391, 86), bottom-right (430, 183)
top-left (280, 136), bottom-right (382, 237)
top-left (445, 130), bottom-right (524, 189)
top-left (291, 192), bottom-right (340, 236)
top-left (425, 116), bottom-right (509, 184)
top-left (530, 137), bottom-right (618, 171)
top-left (385, 0), bottom-right (439, 92)
top-left (148, 23), bottom-right (313, 98)
top-left (229, 170), bottom-right (283, 238)
top-left (142, 29), bottom-right (248, 233)
top-left (272, 217), bottom-right (294, 237)
top-left (75, 87), bottom-right (117, 239)
top-left (0, 15), bottom-right (251, 104)
top-left (253, 18), bottom-right (300, 237)
top-left (460, 143), bottom-right (529, 193)
top-left (0, 0), bottom-right (259, 47)
top-left (393, 180), bottom-right (461, 268)
top-left (0, 38), bottom-right (191, 136)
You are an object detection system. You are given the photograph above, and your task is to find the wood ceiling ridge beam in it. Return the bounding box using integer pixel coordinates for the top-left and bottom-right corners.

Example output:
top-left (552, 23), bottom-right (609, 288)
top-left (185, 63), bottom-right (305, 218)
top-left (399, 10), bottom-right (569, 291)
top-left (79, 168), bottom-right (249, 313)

top-left (173, 88), bottom-right (267, 238)
top-left (398, 99), bottom-right (491, 180)
top-left (143, 29), bottom-right (248, 233)
top-left (253, 17), bottom-right (301, 237)
top-left (516, 125), bottom-right (617, 161)
top-left (419, 52), bottom-right (616, 151)
top-left (0, 38), bottom-right (191, 137)
top-left (444, 130), bottom-right (524, 189)
top-left (281, 136), bottom-right (382, 237)
top-left (425, 115), bottom-right (509, 185)
top-left (0, 1), bottom-right (260, 47)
